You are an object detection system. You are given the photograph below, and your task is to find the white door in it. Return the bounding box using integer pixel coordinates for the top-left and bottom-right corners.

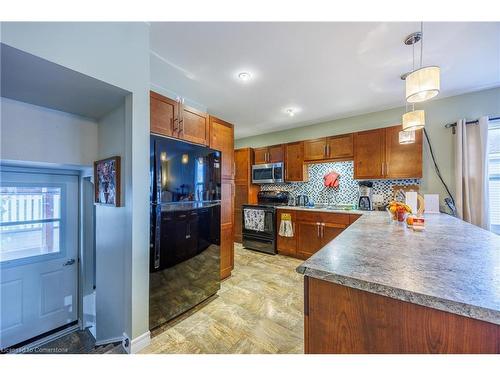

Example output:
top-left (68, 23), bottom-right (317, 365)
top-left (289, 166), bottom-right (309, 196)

top-left (0, 170), bottom-right (79, 349)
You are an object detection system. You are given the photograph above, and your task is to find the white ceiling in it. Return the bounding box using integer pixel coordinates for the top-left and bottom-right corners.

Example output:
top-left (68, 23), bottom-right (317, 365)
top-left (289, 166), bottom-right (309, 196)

top-left (150, 22), bottom-right (500, 139)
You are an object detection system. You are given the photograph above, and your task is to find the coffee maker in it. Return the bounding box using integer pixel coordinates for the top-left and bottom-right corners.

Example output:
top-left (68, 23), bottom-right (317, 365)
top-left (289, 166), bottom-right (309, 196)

top-left (358, 181), bottom-right (373, 211)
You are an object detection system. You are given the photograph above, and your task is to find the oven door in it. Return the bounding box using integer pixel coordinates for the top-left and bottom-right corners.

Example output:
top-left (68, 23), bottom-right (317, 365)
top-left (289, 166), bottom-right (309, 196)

top-left (242, 206), bottom-right (275, 237)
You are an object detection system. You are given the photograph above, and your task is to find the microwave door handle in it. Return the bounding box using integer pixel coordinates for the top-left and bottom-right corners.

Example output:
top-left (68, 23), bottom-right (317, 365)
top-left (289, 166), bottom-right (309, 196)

top-left (271, 165), bottom-right (275, 183)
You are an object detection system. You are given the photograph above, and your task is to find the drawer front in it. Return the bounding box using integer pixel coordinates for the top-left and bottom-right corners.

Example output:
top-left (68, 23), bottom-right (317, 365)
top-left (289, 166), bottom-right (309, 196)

top-left (296, 210), bottom-right (350, 225)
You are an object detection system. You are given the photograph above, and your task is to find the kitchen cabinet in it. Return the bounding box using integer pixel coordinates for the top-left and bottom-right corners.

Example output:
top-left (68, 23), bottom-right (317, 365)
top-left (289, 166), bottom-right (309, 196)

top-left (209, 116), bottom-right (235, 280)
top-left (327, 134), bottom-right (354, 160)
top-left (353, 125), bottom-right (422, 180)
top-left (234, 148), bottom-right (259, 243)
top-left (385, 125), bottom-right (423, 179)
top-left (150, 91), bottom-right (178, 137)
top-left (277, 209), bottom-right (351, 260)
top-left (304, 138), bottom-right (327, 162)
top-left (284, 141), bottom-right (308, 182)
top-left (253, 144), bottom-right (284, 164)
top-left (276, 210), bottom-right (297, 257)
top-left (180, 104), bottom-right (209, 146)
top-left (150, 91), bottom-right (209, 146)
top-left (353, 128), bottom-right (385, 179)
top-left (210, 116), bottom-right (234, 180)
top-left (304, 134), bottom-right (353, 162)
top-left (305, 277), bottom-right (500, 353)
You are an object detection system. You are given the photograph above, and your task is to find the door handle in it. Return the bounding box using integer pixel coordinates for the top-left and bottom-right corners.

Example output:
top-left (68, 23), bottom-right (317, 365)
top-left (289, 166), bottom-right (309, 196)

top-left (321, 223), bottom-right (325, 238)
top-left (63, 259), bottom-right (76, 266)
top-left (316, 222), bottom-right (320, 238)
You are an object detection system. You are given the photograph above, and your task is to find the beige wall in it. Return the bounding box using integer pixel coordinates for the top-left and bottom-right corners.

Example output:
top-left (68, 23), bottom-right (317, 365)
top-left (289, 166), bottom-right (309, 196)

top-left (235, 87), bottom-right (500, 206)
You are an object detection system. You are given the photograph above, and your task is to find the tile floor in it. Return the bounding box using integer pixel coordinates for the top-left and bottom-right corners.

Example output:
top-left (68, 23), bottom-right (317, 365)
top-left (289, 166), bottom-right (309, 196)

top-left (141, 243), bottom-right (304, 354)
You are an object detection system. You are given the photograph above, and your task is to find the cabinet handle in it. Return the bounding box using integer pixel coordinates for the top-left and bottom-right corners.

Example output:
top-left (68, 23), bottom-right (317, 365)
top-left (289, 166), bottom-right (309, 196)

top-left (381, 162), bottom-right (384, 176)
top-left (326, 144), bottom-right (330, 157)
top-left (316, 222), bottom-right (321, 237)
top-left (321, 223), bottom-right (325, 238)
top-left (385, 162), bottom-right (389, 177)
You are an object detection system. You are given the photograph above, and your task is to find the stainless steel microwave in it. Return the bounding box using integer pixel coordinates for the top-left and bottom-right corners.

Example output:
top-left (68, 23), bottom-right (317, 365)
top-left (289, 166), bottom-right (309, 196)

top-left (251, 163), bottom-right (284, 184)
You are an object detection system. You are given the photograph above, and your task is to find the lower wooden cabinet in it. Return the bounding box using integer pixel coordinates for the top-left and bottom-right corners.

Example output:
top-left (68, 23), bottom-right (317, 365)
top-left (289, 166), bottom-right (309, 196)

top-left (305, 277), bottom-right (500, 354)
top-left (276, 210), bottom-right (297, 257)
top-left (277, 209), bottom-right (352, 260)
top-left (296, 221), bottom-right (326, 260)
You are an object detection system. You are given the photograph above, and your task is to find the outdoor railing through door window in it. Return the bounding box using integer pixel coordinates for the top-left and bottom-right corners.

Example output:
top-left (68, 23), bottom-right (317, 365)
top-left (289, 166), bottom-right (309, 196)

top-left (0, 187), bottom-right (62, 262)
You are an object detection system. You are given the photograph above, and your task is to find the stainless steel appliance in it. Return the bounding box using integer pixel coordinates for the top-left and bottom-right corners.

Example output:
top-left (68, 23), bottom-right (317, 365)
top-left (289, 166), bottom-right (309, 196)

top-left (149, 135), bottom-right (221, 330)
top-left (242, 191), bottom-right (290, 254)
top-left (296, 194), bottom-right (309, 207)
top-left (251, 163), bottom-right (284, 184)
top-left (358, 181), bottom-right (373, 211)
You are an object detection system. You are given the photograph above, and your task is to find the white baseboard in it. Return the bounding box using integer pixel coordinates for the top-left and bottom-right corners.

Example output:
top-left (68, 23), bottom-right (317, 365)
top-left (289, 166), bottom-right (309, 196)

top-left (95, 336), bottom-right (123, 347)
top-left (130, 331), bottom-right (151, 354)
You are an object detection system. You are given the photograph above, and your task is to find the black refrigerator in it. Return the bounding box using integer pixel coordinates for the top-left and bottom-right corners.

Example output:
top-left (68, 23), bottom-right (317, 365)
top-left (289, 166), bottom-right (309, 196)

top-left (149, 135), bottom-right (221, 330)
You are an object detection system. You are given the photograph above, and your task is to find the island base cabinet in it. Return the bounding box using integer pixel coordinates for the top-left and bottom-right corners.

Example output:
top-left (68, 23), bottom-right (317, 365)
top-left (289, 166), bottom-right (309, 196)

top-left (304, 277), bottom-right (500, 354)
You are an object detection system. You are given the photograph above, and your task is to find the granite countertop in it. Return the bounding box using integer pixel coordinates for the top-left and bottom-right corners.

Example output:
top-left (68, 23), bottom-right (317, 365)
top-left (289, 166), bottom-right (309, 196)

top-left (293, 210), bottom-right (500, 325)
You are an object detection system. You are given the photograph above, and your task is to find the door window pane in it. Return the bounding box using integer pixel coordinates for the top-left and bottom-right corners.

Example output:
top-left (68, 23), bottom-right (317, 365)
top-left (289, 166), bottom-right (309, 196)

top-left (0, 187), bottom-right (62, 262)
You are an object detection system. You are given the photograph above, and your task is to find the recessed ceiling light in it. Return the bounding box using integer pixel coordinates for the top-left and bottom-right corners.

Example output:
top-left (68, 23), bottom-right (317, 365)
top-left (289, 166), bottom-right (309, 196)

top-left (238, 72), bottom-right (252, 81)
top-left (286, 108), bottom-right (295, 117)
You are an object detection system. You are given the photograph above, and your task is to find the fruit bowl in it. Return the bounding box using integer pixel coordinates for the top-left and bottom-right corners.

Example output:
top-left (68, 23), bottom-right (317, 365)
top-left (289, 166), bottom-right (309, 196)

top-left (387, 201), bottom-right (412, 222)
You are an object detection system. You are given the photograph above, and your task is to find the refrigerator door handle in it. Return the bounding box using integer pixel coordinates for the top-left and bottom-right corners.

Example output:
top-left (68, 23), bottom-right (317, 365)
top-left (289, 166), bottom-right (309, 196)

top-left (154, 205), bottom-right (161, 269)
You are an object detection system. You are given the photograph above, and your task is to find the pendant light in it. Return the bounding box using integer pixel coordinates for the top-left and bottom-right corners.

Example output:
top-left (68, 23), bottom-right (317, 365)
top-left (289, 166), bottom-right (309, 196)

top-left (404, 22), bottom-right (440, 103)
top-left (402, 103), bottom-right (425, 131)
top-left (399, 130), bottom-right (416, 144)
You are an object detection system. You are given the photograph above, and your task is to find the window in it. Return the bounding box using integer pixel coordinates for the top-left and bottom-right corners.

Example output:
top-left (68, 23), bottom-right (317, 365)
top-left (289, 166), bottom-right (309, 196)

top-left (489, 120), bottom-right (500, 234)
top-left (0, 186), bottom-right (62, 262)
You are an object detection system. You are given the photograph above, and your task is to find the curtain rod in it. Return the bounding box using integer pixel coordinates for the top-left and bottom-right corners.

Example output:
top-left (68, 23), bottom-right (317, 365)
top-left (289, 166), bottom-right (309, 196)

top-left (444, 116), bottom-right (500, 129)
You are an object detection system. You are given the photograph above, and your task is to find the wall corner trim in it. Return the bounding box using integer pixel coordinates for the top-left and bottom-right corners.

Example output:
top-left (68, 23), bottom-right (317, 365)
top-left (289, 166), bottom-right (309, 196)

top-left (130, 331), bottom-right (151, 354)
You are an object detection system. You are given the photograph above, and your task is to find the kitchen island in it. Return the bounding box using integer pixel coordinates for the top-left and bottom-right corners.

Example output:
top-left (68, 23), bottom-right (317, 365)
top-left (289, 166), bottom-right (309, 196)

top-left (296, 210), bottom-right (500, 353)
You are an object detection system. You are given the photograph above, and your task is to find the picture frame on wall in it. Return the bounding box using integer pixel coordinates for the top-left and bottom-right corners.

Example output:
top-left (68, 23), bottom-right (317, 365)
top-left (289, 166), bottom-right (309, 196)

top-left (94, 156), bottom-right (121, 207)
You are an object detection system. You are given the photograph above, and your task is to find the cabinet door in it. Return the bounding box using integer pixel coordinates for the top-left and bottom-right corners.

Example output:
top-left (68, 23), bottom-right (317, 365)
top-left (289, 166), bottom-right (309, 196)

top-left (234, 208), bottom-right (242, 243)
top-left (150, 92), bottom-right (178, 137)
top-left (385, 125), bottom-right (423, 179)
top-left (296, 221), bottom-right (324, 260)
top-left (253, 147), bottom-right (269, 164)
top-left (220, 223), bottom-right (233, 279)
top-left (277, 210), bottom-right (297, 257)
top-left (321, 223), bottom-right (346, 245)
top-left (354, 129), bottom-right (385, 179)
top-left (234, 148), bottom-right (251, 183)
top-left (285, 141), bottom-right (308, 182)
top-left (179, 104), bottom-right (209, 145)
top-left (210, 117), bottom-right (234, 180)
top-left (221, 180), bottom-right (234, 226)
top-left (327, 134), bottom-right (353, 160)
top-left (268, 144), bottom-right (284, 163)
top-left (304, 138), bottom-right (327, 161)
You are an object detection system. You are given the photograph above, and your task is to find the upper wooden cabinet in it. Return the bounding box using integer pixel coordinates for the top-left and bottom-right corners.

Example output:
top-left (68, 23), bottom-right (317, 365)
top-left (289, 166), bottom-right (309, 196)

top-left (385, 125), bottom-right (423, 179)
top-left (304, 134), bottom-right (354, 162)
top-left (150, 91), bottom-right (178, 137)
top-left (284, 141), bottom-right (308, 182)
top-left (353, 128), bottom-right (386, 179)
top-left (254, 144), bottom-right (284, 164)
top-left (150, 91), bottom-right (209, 146)
top-left (327, 134), bottom-right (354, 160)
top-left (209, 116), bottom-right (234, 180)
top-left (304, 138), bottom-right (327, 162)
top-left (353, 126), bottom-right (422, 180)
top-left (180, 104), bottom-right (209, 146)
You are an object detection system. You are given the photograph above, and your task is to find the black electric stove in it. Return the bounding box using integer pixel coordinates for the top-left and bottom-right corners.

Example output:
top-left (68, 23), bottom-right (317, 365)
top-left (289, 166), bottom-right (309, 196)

top-left (242, 191), bottom-right (290, 254)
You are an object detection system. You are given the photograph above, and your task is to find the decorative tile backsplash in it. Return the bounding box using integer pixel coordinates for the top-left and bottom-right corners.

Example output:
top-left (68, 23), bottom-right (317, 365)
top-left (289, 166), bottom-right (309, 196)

top-left (260, 161), bottom-right (419, 207)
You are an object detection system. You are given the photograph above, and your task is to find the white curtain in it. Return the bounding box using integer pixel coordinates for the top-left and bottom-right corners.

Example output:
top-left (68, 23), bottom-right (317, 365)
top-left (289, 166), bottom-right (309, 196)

top-left (454, 116), bottom-right (490, 229)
